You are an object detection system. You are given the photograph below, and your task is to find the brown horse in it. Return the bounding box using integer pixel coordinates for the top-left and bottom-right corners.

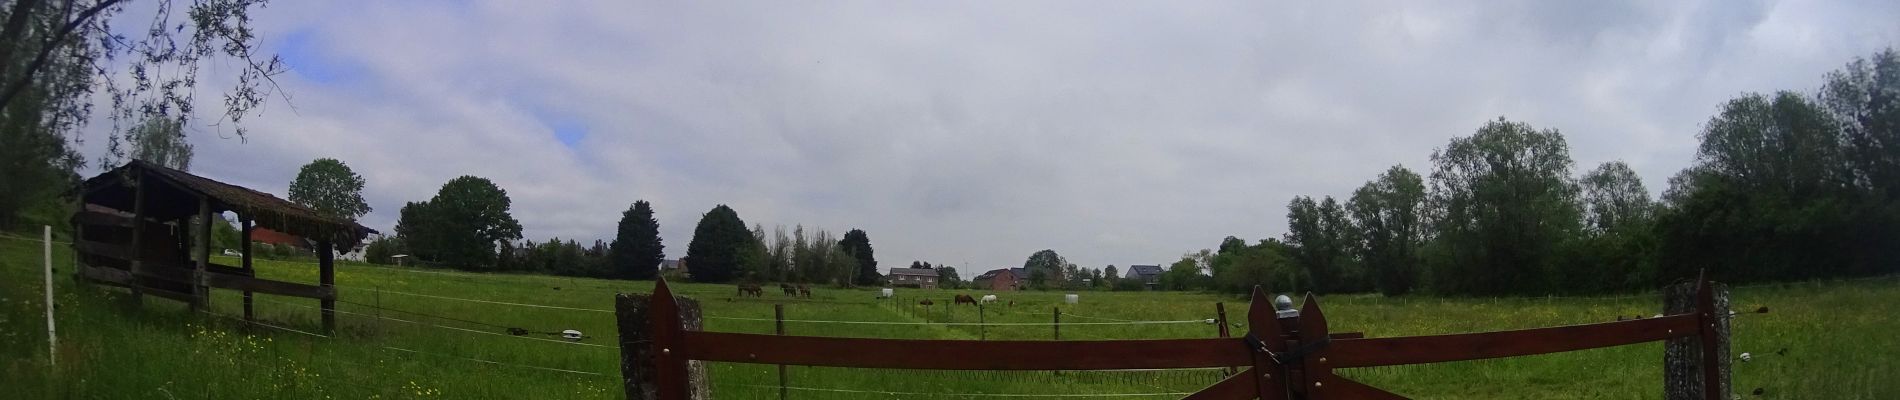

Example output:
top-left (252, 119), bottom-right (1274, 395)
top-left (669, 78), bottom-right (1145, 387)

top-left (781, 283), bottom-right (797, 296)
top-left (737, 284), bottom-right (763, 297)
top-left (797, 284), bottom-right (812, 298)
top-left (953, 294), bottom-right (978, 305)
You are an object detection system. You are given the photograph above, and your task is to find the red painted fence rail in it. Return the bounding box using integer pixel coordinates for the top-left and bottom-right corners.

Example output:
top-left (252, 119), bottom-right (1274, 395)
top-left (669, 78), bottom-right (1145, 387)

top-left (624, 273), bottom-right (1731, 400)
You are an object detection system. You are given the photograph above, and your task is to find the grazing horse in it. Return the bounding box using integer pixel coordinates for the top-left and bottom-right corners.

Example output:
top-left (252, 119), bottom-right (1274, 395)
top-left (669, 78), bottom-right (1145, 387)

top-left (918, 299), bottom-right (934, 306)
top-left (954, 294), bottom-right (978, 305)
top-left (737, 284), bottom-right (763, 297)
top-left (797, 284), bottom-right (812, 298)
top-left (979, 294), bottom-right (998, 304)
top-left (781, 283), bottom-right (797, 296)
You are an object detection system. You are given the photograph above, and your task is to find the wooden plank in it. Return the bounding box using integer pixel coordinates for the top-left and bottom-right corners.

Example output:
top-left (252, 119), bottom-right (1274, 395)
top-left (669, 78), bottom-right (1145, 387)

top-left (242, 217), bottom-right (254, 320)
top-left (1245, 287), bottom-right (1290, 399)
top-left (678, 332), bottom-right (1248, 370)
top-left (204, 273), bottom-right (336, 300)
top-left (650, 278), bottom-right (691, 400)
top-left (1326, 314), bottom-right (1701, 368)
top-left (193, 197), bottom-right (210, 311)
top-left (73, 239), bottom-right (134, 261)
top-left (319, 240), bottom-right (336, 333)
top-left (77, 263), bottom-right (133, 285)
top-left (1181, 367), bottom-right (1258, 400)
top-left (1297, 294), bottom-right (1332, 396)
top-left (72, 210), bottom-right (133, 228)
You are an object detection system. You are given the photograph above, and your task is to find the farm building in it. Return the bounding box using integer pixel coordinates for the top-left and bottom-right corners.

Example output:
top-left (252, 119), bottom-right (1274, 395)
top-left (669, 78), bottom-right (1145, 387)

top-left (70, 160), bottom-right (376, 332)
top-left (1125, 265), bottom-right (1163, 288)
top-left (886, 267), bottom-right (939, 288)
top-left (972, 267), bottom-right (1026, 291)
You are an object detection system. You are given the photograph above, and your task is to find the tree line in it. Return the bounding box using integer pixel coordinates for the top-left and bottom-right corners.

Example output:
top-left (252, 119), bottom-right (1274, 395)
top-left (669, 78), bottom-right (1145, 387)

top-left (1162, 49), bottom-right (1900, 297)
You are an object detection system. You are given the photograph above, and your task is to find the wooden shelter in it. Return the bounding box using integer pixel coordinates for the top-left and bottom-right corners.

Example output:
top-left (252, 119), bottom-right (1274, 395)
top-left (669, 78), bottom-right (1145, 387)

top-left (71, 160), bottom-right (376, 332)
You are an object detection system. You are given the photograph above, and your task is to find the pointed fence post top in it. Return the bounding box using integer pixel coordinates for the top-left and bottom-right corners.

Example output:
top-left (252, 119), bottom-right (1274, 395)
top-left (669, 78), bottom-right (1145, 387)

top-left (1298, 293), bottom-right (1326, 328)
top-left (1247, 285), bottom-right (1274, 325)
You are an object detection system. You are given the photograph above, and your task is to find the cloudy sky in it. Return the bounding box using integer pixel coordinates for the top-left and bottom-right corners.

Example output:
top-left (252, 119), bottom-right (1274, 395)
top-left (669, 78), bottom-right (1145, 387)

top-left (77, 0), bottom-right (1900, 273)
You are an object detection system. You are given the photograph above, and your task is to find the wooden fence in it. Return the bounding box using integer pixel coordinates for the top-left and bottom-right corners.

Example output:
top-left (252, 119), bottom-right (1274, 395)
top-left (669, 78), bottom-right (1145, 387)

top-left (619, 275), bottom-right (1731, 399)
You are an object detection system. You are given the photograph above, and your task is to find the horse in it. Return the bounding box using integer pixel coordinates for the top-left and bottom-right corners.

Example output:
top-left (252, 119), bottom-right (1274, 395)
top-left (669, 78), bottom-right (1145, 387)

top-left (736, 284), bottom-right (763, 297)
top-left (781, 283), bottom-right (797, 296)
top-left (979, 294), bottom-right (998, 304)
top-left (797, 284), bottom-right (812, 298)
top-left (954, 294), bottom-right (978, 305)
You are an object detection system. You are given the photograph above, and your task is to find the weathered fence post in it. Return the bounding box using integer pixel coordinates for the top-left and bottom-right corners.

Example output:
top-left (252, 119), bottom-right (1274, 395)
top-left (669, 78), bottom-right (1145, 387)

top-left (978, 303), bottom-right (987, 340)
top-left (616, 280), bottom-right (709, 400)
top-left (1215, 302), bottom-right (1232, 376)
top-left (1052, 306), bottom-right (1061, 340)
top-left (1663, 276), bottom-right (1730, 400)
top-left (775, 303), bottom-right (787, 400)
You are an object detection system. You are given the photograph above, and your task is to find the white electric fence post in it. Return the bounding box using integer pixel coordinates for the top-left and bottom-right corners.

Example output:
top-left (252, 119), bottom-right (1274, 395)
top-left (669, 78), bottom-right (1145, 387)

top-left (43, 225), bottom-right (57, 368)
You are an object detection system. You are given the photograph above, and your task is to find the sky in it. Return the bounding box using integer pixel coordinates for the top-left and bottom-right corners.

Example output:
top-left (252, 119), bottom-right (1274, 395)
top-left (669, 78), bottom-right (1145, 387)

top-left (73, 0), bottom-right (1900, 274)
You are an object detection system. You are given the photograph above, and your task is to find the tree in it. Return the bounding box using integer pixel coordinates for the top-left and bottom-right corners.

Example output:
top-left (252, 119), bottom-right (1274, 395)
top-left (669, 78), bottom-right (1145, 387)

top-left (1425, 118), bottom-right (1583, 295)
top-left (1285, 196), bottom-right (1360, 293)
top-left (1347, 165), bottom-right (1426, 296)
top-left (1818, 48), bottom-right (1900, 199)
top-left (0, 0), bottom-right (285, 172)
top-left (936, 267), bottom-right (962, 289)
top-left (1575, 161), bottom-right (1658, 292)
top-left (838, 229), bottom-right (879, 285)
top-left (1102, 265), bottom-right (1119, 286)
top-left (124, 117), bottom-right (191, 171)
top-left (685, 204), bottom-right (749, 283)
top-left (1022, 249), bottom-right (1067, 284)
top-left (364, 235), bottom-right (404, 265)
top-left (288, 158), bottom-right (372, 220)
top-left (609, 200), bottom-right (664, 280)
top-left (1656, 91), bottom-right (1882, 283)
top-left (1161, 253), bottom-right (1210, 291)
top-left (394, 176), bottom-right (524, 270)
top-left (0, 0), bottom-right (87, 230)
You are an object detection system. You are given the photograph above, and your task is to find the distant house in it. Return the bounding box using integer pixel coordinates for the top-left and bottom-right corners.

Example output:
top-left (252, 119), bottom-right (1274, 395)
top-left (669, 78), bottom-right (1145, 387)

top-left (660, 259), bottom-right (681, 270)
top-left (973, 267), bottom-right (1027, 291)
top-left (886, 268), bottom-right (940, 289)
top-left (1125, 265), bottom-right (1163, 287)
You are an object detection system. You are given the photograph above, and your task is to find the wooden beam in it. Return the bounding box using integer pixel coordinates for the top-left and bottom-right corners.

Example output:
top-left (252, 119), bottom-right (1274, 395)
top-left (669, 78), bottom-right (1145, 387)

top-left (318, 240), bottom-right (335, 333)
top-left (677, 332), bottom-right (1249, 370)
top-left (204, 273), bottom-right (336, 300)
top-left (241, 217), bottom-right (254, 321)
top-left (73, 239), bottom-right (134, 261)
top-left (192, 197), bottom-right (211, 311)
top-left (128, 171), bottom-right (145, 304)
top-left (72, 210), bottom-right (133, 228)
top-left (1325, 314), bottom-right (1701, 368)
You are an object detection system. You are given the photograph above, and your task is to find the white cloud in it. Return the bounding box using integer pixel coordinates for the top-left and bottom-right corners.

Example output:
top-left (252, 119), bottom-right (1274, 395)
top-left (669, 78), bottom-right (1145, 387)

top-left (107, 0), bottom-right (1899, 271)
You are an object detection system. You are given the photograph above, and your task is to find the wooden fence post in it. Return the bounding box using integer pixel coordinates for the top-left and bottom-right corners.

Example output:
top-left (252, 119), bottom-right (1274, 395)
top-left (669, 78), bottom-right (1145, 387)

top-left (1053, 306), bottom-right (1061, 340)
top-left (776, 303), bottom-right (788, 400)
top-left (978, 303), bottom-right (986, 340)
top-left (616, 279), bottom-right (709, 400)
top-left (1215, 302), bottom-right (1233, 376)
top-left (1663, 277), bottom-right (1730, 400)
top-left (318, 240), bottom-right (336, 334)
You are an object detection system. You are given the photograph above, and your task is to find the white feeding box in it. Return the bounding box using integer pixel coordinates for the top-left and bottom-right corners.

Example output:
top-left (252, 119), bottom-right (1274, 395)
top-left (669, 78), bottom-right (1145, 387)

top-left (880, 288), bottom-right (894, 298)
top-left (1064, 294), bottom-right (1079, 304)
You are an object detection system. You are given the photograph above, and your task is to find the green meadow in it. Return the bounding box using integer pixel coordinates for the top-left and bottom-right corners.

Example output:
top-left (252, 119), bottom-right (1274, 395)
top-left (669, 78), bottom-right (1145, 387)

top-left (2, 235), bottom-right (1895, 399)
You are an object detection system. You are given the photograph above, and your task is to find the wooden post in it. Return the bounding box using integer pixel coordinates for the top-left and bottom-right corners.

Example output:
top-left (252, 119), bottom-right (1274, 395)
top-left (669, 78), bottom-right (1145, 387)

top-left (1216, 302), bottom-right (1233, 376)
top-left (1053, 306), bottom-right (1061, 340)
top-left (43, 225), bottom-right (56, 367)
top-left (775, 304), bottom-right (787, 400)
top-left (978, 303), bottom-right (986, 340)
top-left (616, 278), bottom-right (708, 400)
top-left (240, 218), bottom-right (254, 321)
top-left (1296, 294), bottom-right (1332, 398)
top-left (318, 240), bottom-right (336, 334)
top-left (1245, 286), bottom-right (1290, 399)
top-left (1664, 276), bottom-right (1730, 400)
top-left (128, 171), bottom-right (145, 304)
top-left (192, 198), bottom-right (211, 311)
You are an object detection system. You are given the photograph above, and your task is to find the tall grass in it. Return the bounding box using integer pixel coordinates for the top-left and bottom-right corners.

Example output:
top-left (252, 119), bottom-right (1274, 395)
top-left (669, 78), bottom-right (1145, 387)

top-left (1, 234), bottom-right (1894, 399)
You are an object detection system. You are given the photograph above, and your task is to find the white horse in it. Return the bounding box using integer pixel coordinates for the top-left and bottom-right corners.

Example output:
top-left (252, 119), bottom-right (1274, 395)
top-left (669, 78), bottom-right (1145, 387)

top-left (980, 294), bottom-right (998, 304)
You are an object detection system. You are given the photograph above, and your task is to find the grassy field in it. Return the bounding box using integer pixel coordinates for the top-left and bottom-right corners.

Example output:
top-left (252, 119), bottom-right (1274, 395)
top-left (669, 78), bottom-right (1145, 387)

top-left (2, 234), bottom-right (1896, 399)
